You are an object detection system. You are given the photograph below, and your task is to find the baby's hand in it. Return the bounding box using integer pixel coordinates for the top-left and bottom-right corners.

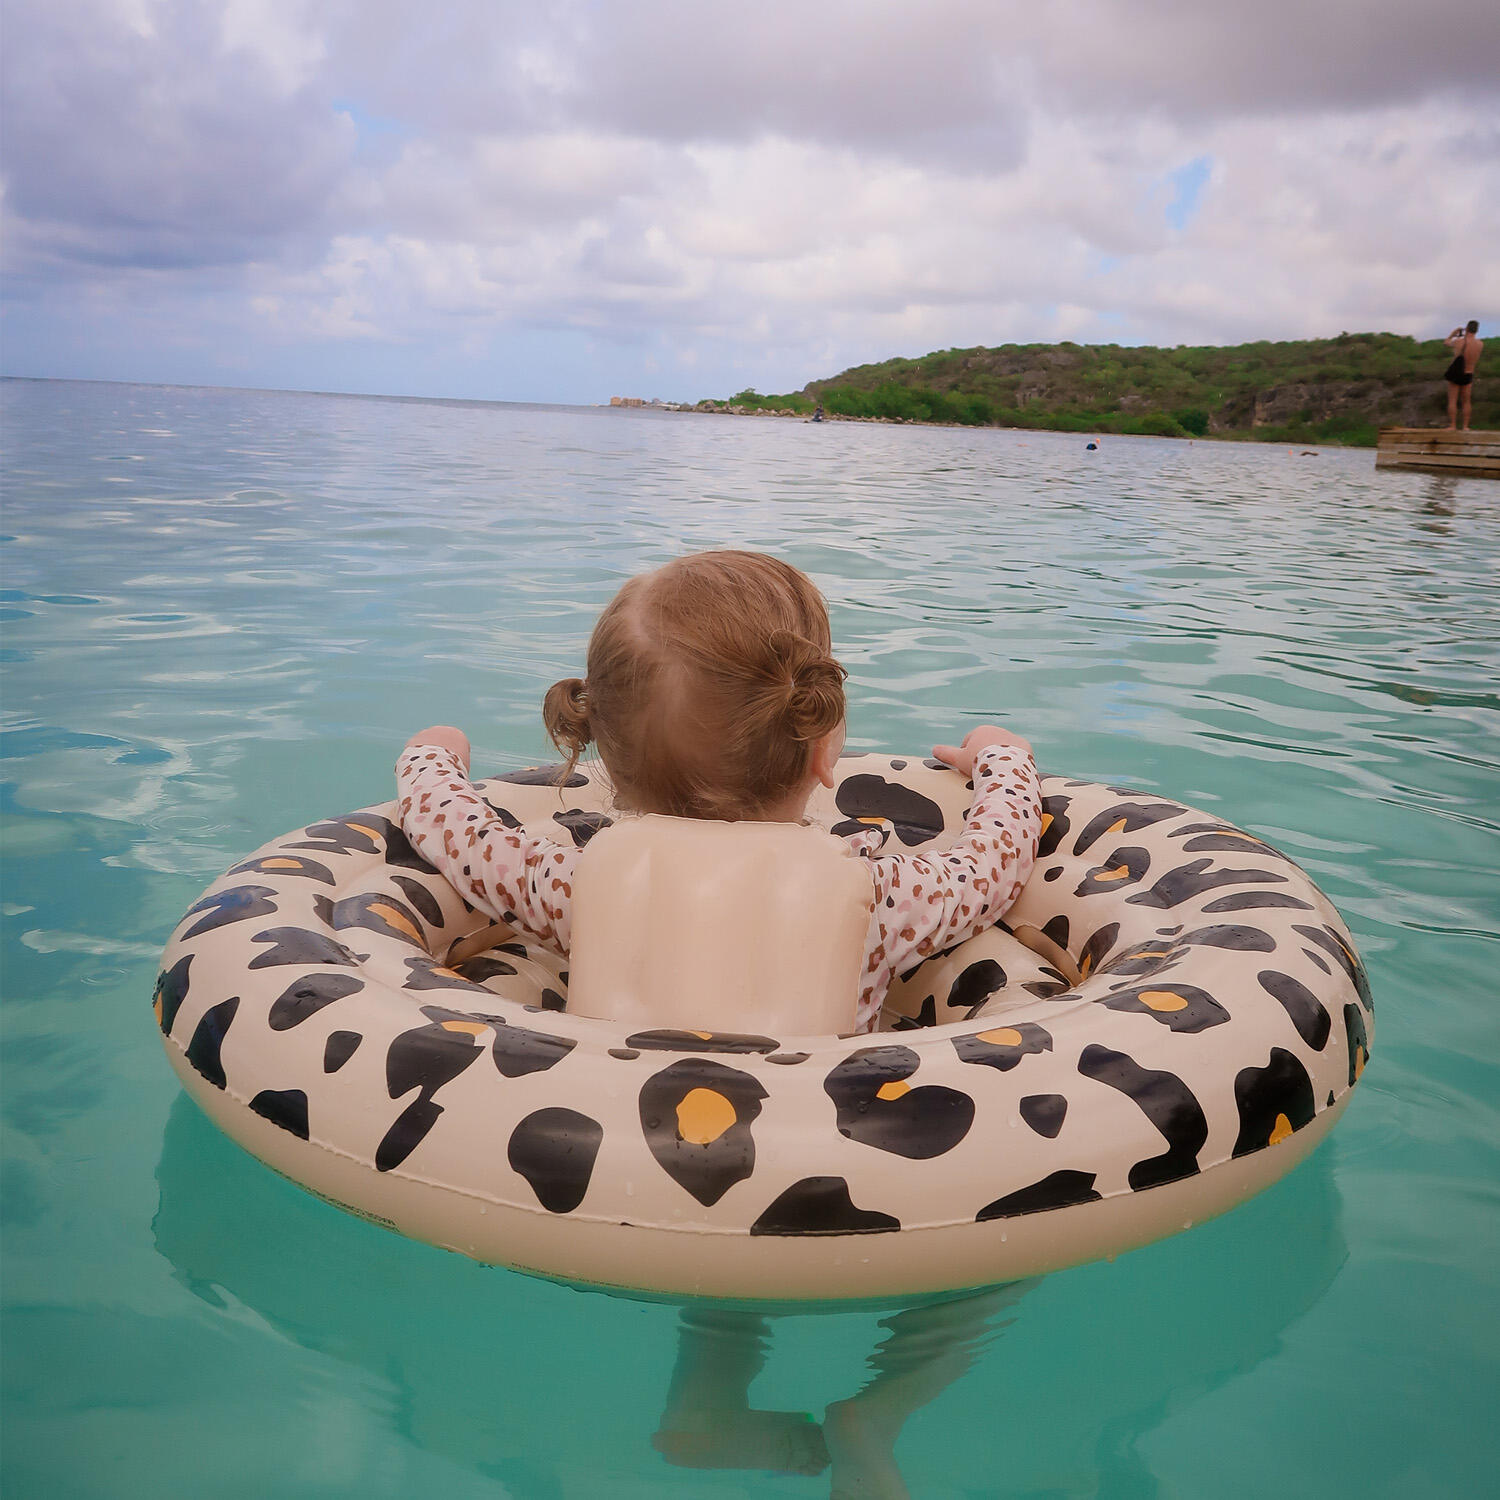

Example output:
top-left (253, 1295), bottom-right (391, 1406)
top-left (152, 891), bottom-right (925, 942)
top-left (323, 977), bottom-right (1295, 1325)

top-left (932, 724), bottom-right (1033, 776)
top-left (404, 725), bottom-right (472, 771)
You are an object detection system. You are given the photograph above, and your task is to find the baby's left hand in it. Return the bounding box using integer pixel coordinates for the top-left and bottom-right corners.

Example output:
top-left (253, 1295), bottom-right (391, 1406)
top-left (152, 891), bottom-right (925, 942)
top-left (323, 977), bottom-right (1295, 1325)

top-left (404, 725), bottom-right (471, 771)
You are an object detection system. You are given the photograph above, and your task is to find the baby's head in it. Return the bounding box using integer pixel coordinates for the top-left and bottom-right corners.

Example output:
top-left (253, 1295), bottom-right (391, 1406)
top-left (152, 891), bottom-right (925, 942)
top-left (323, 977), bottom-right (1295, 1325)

top-left (543, 551), bottom-right (846, 820)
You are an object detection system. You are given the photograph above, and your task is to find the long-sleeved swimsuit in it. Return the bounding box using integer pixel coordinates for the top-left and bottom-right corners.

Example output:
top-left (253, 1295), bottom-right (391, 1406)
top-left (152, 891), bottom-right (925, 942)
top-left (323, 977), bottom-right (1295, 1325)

top-left (396, 743), bottom-right (1043, 1034)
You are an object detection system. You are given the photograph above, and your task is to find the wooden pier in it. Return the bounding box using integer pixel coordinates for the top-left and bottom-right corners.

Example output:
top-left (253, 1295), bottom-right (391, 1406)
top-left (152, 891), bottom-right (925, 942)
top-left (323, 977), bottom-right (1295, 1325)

top-left (1376, 428), bottom-right (1500, 479)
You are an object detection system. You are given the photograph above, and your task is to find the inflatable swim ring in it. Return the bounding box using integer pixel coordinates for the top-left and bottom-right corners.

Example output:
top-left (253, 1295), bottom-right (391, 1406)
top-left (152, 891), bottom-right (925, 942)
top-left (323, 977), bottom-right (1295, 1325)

top-left (154, 756), bottom-right (1373, 1302)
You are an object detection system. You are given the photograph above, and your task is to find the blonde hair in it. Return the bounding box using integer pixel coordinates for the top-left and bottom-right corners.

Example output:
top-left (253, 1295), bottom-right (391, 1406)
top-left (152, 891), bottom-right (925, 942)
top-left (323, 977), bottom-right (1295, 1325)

top-left (542, 551), bottom-right (846, 819)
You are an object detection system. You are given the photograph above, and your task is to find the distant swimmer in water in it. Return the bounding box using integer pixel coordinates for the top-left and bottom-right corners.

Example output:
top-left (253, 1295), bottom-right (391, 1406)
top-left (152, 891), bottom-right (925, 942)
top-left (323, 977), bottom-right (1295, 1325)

top-left (1443, 320), bottom-right (1483, 431)
top-left (812, 402), bottom-right (825, 423)
top-left (1085, 441), bottom-right (1098, 450)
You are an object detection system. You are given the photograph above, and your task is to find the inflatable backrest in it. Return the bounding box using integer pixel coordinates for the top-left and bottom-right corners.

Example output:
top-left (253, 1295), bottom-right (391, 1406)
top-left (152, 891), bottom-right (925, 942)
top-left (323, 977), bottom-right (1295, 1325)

top-left (567, 815), bottom-right (873, 1034)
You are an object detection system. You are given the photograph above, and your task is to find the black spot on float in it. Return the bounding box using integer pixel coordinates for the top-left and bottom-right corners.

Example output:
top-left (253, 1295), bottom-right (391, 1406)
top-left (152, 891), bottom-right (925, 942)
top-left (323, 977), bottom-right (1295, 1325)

top-left (1073, 801), bottom-right (1181, 855)
top-left (268, 973), bottom-right (365, 1030)
top-left (1020, 969), bottom-right (1074, 1000)
top-left (887, 993), bottom-right (938, 1031)
top-left (324, 1031), bottom-right (362, 1072)
top-left (181, 885), bottom-right (279, 939)
top-left (1074, 847), bottom-right (1150, 898)
top-left (508, 1107), bottom-right (603, 1213)
top-left (640, 1059), bottom-right (767, 1206)
top-left (945, 959), bottom-right (1006, 1015)
top-left (825, 1045), bottom-right (974, 1159)
top-left (391, 874), bottom-right (446, 928)
top-left (1302, 948), bottom-right (1332, 974)
top-left (1258, 970), bottom-right (1332, 1050)
top-left (552, 808), bottom-right (614, 847)
top-left (1179, 924), bottom-right (1277, 953)
top-left (1232, 1048), bottom-right (1316, 1156)
top-left (608, 1047), bottom-right (640, 1060)
top-left (751, 1177), bottom-right (901, 1236)
top-left (1126, 859), bottom-right (1288, 909)
top-left (1293, 924), bottom-right (1373, 1012)
top-left (185, 996), bottom-right (240, 1090)
top-left (1344, 1004), bottom-right (1370, 1086)
top-left (248, 928), bottom-right (362, 970)
top-left (952, 1023), bottom-right (1053, 1072)
top-left (489, 1016), bottom-right (576, 1078)
top-left (376, 823), bottom-right (435, 872)
top-left (375, 1016), bottom-right (486, 1171)
top-left (453, 954), bottom-right (519, 985)
top-left (1041, 914), bottom-right (1070, 949)
top-left (313, 891), bottom-right (426, 946)
top-left (1079, 1044), bottom-right (1207, 1189)
top-left (1097, 937), bottom-right (1180, 980)
top-left (400, 955), bottom-right (494, 995)
top-left (1201, 890), bottom-right (1315, 913)
top-left (1019, 1093), bottom-right (1068, 1138)
top-left (539, 988), bottom-right (567, 1012)
top-left (288, 814), bottom-right (388, 857)
top-left (1102, 982), bottom-right (1229, 1033)
top-left (977, 1169), bottom-right (1101, 1221)
top-left (766, 1052), bottom-right (810, 1065)
top-left (833, 775), bottom-right (945, 847)
top-left (625, 1030), bottom-right (781, 1054)
top-left (493, 764), bottom-right (589, 787)
top-left (478, 798), bottom-right (523, 829)
top-left (249, 1088), bottom-right (309, 1139)
top-left (153, 955), bottom-right (192, 1035)
top-left (1076, 923), bottom-right (1121, 980)
top-left (1037, 796), bottom-right (1072, 858)
top-left (1043, 867), bottom-right (1062, 882)
top-left (227, 854), bottom-right (336, 885)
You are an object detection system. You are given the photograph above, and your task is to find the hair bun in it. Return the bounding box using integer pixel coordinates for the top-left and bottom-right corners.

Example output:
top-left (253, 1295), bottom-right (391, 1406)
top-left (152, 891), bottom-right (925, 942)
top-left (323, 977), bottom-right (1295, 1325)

top-left (542, 676), bottom-right (593, 771)
top-left (767, 630), bottom-right (847, 742)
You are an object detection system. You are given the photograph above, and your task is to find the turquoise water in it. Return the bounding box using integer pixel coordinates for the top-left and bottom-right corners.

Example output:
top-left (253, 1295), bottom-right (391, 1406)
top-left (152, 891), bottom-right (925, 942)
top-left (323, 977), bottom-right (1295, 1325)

top-left (2, 377), bottom-right (1496, 1498)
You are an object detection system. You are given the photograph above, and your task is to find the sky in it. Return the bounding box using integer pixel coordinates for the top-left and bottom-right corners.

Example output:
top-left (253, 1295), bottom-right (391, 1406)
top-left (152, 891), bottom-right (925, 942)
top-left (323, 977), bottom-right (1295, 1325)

top-left (2, 0), bottom-right (1498, 404)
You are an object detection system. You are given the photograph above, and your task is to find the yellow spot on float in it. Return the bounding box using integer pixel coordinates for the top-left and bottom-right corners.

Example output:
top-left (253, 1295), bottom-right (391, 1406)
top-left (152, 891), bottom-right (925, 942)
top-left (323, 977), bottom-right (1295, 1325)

top-left (1106, 818), bottom-right (1127, 834)
top-left (260, 858), bottom-right (304, 870)
top-left (1095, 865), bottom-right (1130, 883)
top-left (877, 1080), bottom-right (911, 1101)
top-left (153, 997), bottom-right (162, 1024)
top-left (676, 1088), bottom-right (736, 1145)
top-left (1040, 813), bottom-right (1053, 835)
top-left (977, 1028), bottom-right (1023, 1047)
top-left (369, 901), bottom-right (423, 944)
top-left (1078, 954), bottom-right (1093, 979)
top-left (1139, 990), bottom-right (1189, 1013)
top-left (1354, 1050), bottom-right (1366, 1079)
top-left (440, 1019), bottom-right (488, 1037)
top-left (1269, 1112), bottom-right (1294, 1145)
top-left (691, 1030), bottom-right (714, 1041)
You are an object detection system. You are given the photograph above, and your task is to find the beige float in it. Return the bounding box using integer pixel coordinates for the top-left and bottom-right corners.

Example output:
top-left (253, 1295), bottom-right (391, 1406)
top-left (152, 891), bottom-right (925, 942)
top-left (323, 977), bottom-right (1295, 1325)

top-left (154, 756), bottom-right (1373, 1301)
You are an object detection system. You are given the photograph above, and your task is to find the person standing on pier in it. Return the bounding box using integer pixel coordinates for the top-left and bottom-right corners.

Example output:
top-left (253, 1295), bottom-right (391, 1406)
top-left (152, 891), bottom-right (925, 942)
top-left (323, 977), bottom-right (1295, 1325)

top-left (1443, 320), bottom-right (1483, 430)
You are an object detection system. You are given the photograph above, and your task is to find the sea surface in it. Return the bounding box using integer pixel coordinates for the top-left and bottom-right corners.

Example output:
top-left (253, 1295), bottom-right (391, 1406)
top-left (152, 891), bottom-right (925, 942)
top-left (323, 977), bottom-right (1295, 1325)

top-left (2, 377), bottom-right (1496, 1499)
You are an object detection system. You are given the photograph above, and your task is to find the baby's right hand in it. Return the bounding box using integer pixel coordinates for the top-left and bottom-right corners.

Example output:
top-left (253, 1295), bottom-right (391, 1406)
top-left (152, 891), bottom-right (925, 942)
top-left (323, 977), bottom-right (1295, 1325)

top-left (404, 725), bottom-right (472, 771)
top-left (932, 724), bottom-right (1033, 776)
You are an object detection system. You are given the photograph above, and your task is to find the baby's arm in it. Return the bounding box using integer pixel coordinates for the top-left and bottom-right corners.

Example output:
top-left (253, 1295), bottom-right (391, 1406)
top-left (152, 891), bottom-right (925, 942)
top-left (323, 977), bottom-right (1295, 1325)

top-left (396, 731), bottom-right (578, 953)
top-left (856, 733), bottom-right (1042, 1031)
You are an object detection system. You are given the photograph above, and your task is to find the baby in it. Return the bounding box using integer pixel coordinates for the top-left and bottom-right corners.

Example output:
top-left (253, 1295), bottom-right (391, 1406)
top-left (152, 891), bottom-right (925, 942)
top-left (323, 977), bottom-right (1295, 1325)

top-left (396, 549), bottom-right (1042, 1034)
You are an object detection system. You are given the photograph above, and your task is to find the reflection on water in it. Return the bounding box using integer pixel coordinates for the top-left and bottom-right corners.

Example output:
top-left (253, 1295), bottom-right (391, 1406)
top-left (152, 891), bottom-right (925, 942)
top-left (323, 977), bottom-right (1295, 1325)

top-left (152, 1093), bottom-right (1346, 1495)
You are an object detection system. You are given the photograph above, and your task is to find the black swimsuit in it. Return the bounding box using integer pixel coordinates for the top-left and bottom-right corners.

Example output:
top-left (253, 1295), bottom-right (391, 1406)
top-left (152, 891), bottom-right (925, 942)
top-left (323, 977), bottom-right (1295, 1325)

top-left (1446, 355), bottom-right (1474, 387)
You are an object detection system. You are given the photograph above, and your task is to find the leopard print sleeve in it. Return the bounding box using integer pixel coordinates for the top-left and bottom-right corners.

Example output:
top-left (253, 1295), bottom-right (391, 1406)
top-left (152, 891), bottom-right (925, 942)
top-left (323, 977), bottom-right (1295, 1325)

top-left (855, 744), bottom-right (1042, 1033)
top-left (396, 745), bottom-right (578, 954)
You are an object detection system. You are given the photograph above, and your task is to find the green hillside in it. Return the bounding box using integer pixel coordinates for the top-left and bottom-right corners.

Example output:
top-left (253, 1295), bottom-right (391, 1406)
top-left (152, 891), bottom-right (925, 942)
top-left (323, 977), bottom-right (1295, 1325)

top-left (701, 332), bottom-right (1494, 445)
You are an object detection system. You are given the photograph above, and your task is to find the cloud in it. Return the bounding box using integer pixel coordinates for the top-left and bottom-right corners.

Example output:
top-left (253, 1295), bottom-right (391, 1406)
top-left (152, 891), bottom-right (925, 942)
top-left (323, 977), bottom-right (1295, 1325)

top-left (2, 0), bottom-right (1497, 400)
